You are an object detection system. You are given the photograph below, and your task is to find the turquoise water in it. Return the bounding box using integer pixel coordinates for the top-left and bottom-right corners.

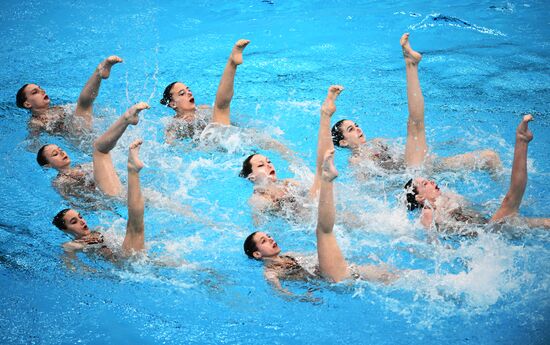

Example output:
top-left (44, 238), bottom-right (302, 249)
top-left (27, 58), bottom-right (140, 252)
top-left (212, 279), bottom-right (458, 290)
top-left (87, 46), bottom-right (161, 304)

top-left (1, 1), bottom-right (549, 344)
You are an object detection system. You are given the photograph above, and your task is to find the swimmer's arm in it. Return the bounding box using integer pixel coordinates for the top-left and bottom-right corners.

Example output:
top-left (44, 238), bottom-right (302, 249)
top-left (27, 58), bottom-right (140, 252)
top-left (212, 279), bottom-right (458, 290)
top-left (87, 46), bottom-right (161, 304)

top-left (246, 128), bottom-right (300, 166)
top-left (198, 104), bottom-right (210, 110)
top-left (265, 270), bottom-right (293, 296)
top-left (265, 270), bottom-right (321, 303)
top-left (63, 241), bottom-right (86, 252)
top-left (420, 207), bottom-right (434, 229)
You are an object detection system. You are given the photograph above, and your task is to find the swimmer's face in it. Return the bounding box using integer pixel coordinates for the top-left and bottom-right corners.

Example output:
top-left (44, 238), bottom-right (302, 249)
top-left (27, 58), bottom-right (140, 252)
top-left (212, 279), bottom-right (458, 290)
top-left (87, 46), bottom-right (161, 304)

top-left (413, 177), bottom-right (441, 204)
top-left (22, 84), bottom-right (50, 110)
top-left (251, 232), bottom-right (281, 259)
top-left (168, 82), bottom-right (196, 113)
top-left (43, 145), bottom-right (71, 170)
top-left (338, 120), bottom-right (366, 149)
top-left (248, 154), bottom-right (277, 183)
top-left (62, 209), bottom-right (91, 239)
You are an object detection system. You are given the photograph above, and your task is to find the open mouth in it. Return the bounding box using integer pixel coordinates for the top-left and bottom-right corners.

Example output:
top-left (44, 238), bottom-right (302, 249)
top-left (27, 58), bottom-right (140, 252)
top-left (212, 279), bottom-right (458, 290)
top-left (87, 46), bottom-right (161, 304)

top-left (44, 95), bottom-right (49, 101)
top-left (189, 97), bottom-right (195, 103)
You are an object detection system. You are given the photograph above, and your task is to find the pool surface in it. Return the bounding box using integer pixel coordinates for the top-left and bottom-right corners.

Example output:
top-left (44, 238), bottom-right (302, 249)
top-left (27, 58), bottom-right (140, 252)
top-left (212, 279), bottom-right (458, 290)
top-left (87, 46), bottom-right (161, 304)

top-left (1, 1), bottom-right (549, 344)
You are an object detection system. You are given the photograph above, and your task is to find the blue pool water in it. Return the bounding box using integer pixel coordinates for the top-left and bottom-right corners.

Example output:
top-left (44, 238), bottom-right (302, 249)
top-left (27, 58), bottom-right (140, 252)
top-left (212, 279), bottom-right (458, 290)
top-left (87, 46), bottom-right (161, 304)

top-left (1, 1), bottom-right (549, 344)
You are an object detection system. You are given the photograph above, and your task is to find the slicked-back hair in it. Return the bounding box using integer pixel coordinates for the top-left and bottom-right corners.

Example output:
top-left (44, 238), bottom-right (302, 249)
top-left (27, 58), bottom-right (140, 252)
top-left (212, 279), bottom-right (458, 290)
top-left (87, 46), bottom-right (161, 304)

top-left (52, 208), bottom-right (71, 230)
top-left (404, 179), bottom-right (421, 211)
top-left (239, 154), bottom-right (257, 178)
top-left (243, 232), bottom-right (259, 259)
top-left (160, 81), bottom-right (178, 106)
top-left (16, 84), bottom-right (30, 109)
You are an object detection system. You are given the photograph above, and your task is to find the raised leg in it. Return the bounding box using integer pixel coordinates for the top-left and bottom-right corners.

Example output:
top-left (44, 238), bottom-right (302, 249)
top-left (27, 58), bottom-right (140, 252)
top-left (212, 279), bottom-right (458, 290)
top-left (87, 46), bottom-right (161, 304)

top-left (490, 115), bottom-right (533, 222)
top-left (439, 149), bottom-right (502, 172)
top-left (401, 33), bottom-right (427, 167)
top-left (310, 85), bottom-right (343, 196)
top-left (316, 150), bottom-right (349, 282)
top-left (75, 56), bottom-right (123, 128)
top-left (122, 139), bottom-right (146, 254)
top-left (92, 102), bottom-right (149, 196)
top-left (211, 39), bottom-right (250, 125)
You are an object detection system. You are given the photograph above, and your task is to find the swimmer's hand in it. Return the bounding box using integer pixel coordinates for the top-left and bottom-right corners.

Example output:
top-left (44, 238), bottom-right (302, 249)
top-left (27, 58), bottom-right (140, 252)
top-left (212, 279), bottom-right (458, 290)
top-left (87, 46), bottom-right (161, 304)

top-left (420, 205), bottom-right (435, 229)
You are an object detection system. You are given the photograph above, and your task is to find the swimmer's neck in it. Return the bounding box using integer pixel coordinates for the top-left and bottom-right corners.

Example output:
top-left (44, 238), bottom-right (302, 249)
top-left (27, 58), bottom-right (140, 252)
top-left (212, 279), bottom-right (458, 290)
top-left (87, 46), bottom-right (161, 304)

top-left (30, 106), bottom-right (52, 119)
top-left (263, 254), bottom-right (284, 264)
top-left (56, 165), bottom-right (76, 174)
top-left (253, 178), bottom-right (279, 188)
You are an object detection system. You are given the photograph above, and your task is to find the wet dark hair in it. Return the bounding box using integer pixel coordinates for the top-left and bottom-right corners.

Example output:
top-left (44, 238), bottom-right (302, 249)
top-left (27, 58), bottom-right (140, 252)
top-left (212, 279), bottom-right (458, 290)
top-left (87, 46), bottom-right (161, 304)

top-left (243, 232), bottom-right (259, 259)
top-left (331, 119), bottom-right (347, 147)
top-left (16, 84), bottom-right (30, 109)
top-left (36, 145), bottom-right (51, 166)
top-left (404, 179), bottom-right (421, 211)
top-left (239, 154), bottom-right (258, 178)
top-left (52, 208), bottom-right (71, 230)
top-left (160, 81), bottom-right (178, 106)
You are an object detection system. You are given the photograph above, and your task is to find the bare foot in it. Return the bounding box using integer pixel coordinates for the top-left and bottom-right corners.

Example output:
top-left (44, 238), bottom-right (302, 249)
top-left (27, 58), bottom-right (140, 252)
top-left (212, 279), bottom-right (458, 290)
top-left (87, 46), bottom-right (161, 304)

top-left (230, 39), bottom-right (250, 66)
top-left (516, 114), bottom-right (533, 143)
top-left (321, 85), bottom-right (344, 117)
top-left (128, 139), bottom-right (144, 172)
top-left (98, 55), bottom-right (123, 79)
top-left (400, 33), bottom-right (422, 65)
top-left (322, 149), bottom-right (339, 181)
top-left (124, 102), bottom-right (150, 125)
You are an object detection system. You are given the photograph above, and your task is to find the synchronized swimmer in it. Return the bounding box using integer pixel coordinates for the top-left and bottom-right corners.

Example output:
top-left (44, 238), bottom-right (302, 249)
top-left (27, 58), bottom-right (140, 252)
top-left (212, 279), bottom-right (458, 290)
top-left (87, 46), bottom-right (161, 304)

top-left (17, 56), bottom-right (123, 137)
top-left (18, 34), bottom-right (549, 298)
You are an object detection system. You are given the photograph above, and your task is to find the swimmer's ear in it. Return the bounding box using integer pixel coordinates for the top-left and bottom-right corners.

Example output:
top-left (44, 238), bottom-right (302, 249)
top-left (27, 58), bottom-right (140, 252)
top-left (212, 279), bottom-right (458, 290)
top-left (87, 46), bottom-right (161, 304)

top-left (23, 101), bottom-right (32, 109)
top-left (252, 251), bottom-right (262, 259)
top-left (338, 139), bottom-right (348, 147)
top-left (415, 194), bottom-right (425, 203)
top-left (247, 174), bottom-right (256, 182)
top-left (168, 99), bottom-right (176, 110)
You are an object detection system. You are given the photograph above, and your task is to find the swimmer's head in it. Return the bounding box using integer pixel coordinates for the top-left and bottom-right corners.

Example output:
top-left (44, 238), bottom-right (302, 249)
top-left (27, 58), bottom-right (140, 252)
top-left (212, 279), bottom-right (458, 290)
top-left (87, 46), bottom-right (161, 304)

top-left (160, 81), bottom-right (195, 112)
top-left (244, 231), bottom-right (281, 260)
top-left (16, 84), bottom-right (50, 110)
top-left (239, 154), bottom-right (277, 183)
top-left (36, 144), bottom-right (71, 170)
top-left (404, 177), bottom-right (441, 210)
top-left (52, 208), bottom-right (90, 238)
top-left (331, 119), bottom-right (366, 149)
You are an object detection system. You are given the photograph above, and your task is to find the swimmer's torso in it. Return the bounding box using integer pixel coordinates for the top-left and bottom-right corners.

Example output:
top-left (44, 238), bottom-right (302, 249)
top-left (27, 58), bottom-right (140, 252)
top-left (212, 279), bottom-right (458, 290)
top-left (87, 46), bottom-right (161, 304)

top-left (54, 163), bottom-right (97, 196)
top-left (265, 255), bottom-right (315, 281)
top-left (351, 140), bottom-right (404, 171)
top-left (432, 193), bottom-right (488, 235)
top-left (29, 107), bottom-right (68, 134)
top-left (166, 108), bottom-right (211, 140)
top-left (252, 180), bottom-right (310, 218)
